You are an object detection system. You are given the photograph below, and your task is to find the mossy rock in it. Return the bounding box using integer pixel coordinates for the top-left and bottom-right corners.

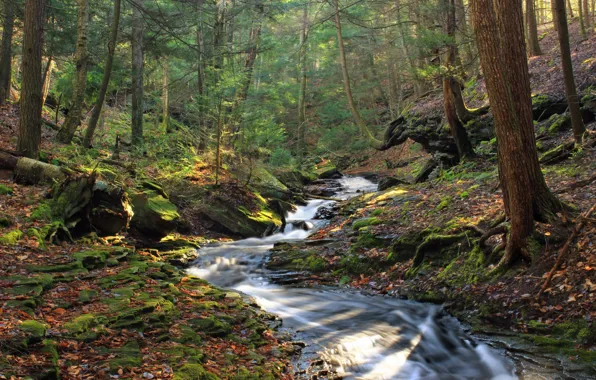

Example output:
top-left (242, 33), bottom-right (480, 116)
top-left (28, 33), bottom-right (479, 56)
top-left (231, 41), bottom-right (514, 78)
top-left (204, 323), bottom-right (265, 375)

top-left (141, 180), bottom-right (169, 198)
top-left (108, 341), bottom-right (142, 371)
top-left (273, 168), bottom-right (316, 191)
top-left (130, 190), bottom-right (180, 240)
top-left (0, 212), bottom-right (12, 227)
top-left (389, 230), bottom-right (431, 262)
top-left (352, 217), bottom-right (381, 230)
top-left (0, 229), bottom-right (23, 245)
top-left (20, 320), bottom-right (48, 343)
top-left (0, 183), bottom-right (13, 195)
top-left (199, 196), bottom-right (281, 238)
top-left (546, 113), bottom-right (571, 134)
top-left (161, 247), bottom-right (199, 266)
top-left (26, 260), bottom-right (84, 273)
top-left (235, 167), bottom-right (289, 199)
top-left (64, 314), bottom-right (102, 336)
top-left (174, 364), bottom-right (221, 380)
top-left (532, 95), bottom-right (567, 121)
top-left (189, 316), bottom-right (231, 337)
top-left (73, 250), bottom-right (109, 270)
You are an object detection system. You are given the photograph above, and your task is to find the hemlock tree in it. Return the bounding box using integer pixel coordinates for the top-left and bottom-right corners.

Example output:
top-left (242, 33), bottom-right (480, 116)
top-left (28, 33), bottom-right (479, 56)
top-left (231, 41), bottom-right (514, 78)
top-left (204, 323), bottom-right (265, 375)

top-left (57, 0), bottom-right (90, 144)
top-left (131, 0), bottom-right (145, 147)
top-left (83, 0), bottom-right (121, 148)
top-left (0, 0), bottom-right (15, 104)
top-left (526, 0), bottom-right (542, 56)
top-left (18, 0), bottom-right (46, 159)
top-left (554, 0), bottom-right (586, 143)
top-left (471, 0), bottom-right (567, 268)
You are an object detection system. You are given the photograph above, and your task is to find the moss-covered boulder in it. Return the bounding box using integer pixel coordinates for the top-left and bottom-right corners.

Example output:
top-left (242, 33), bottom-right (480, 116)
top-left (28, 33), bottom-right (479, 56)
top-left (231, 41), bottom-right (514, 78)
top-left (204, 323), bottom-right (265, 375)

top-left (20, 320), bottom-right (48, 344)
top-left (233, 167), bottom-right (289, 199)
top-left (0, 229), bottom-right (23, 245)
top-left (532, 95), bottom-right (568, 121)
top-left (377, 177), bottom-right (408, 191)
top-left (174, 364), bottom-right (221, 380)
top-left (273, 168), bottom-right (316, 191)
top-left (546, 113), bottom-right (572, 134)
top-left (90, 181), bottom-right (133, 236)
top-left (198, 195), bottom-right (282, 238)
top-left (130, 190), bottom-right (180, 239)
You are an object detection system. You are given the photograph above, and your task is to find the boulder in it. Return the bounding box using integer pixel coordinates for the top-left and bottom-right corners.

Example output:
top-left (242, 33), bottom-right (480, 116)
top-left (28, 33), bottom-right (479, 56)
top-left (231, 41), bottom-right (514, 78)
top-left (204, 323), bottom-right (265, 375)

top-left (377, 176), bottom-right (408, 191)
top-left (532, 95), bottom-right (568, 121)
top-left (130, 190), bottom-right (180, 240)
top-left (198, 196), bottom-right (282, 238)
top-left (90, 181), bottom-right (133, 236)
top-left (273, 168), bottom-right (316, 191)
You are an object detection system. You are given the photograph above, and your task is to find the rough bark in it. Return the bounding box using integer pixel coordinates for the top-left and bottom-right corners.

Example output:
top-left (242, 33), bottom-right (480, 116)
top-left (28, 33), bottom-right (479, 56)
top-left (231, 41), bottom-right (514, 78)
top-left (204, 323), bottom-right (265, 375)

top-left (83, 0), bottom-right (121, 148)
top-left (554, 0), bottom-right (586, 142)
top-left (579, 0), bottom-right (587, 36)
top-left (57, 0), bottom-right (90, 144)
top-left (0, 0), bottom-right (15, 104)
top-left (0, 151), bottom-right (67, 184)
top-left (131, 0), bottom-right (144, 147)
top-left (18, 0), bottom-right (46, 159)
top-left (471, 0), bottom-right (566, 268)
top-left (552, 0), bottom-right (559, 30)
top-left (196, 0), bottom-right (206, 151)
top-left (583, 0), bottom-right (591, 27)
top-left (527, 0), bottom-right (543, 56)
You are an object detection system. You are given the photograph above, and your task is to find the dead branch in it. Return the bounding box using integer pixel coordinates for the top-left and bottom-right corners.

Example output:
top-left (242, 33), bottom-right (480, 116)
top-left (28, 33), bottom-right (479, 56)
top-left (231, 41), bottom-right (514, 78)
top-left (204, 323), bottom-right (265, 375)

top-left (537, 202), bottom-right (596, 299)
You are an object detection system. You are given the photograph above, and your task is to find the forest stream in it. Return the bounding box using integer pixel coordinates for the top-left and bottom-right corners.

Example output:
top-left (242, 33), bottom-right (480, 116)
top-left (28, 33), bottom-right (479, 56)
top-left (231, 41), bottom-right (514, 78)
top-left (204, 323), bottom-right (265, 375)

top-left (188, 177), bottom-right (518, 380)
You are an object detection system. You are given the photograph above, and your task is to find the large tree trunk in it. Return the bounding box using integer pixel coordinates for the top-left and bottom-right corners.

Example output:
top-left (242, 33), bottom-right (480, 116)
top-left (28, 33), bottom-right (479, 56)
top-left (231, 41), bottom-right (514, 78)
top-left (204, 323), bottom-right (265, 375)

top-left (18, 0), bottom-right (46, 159)
top-left (131, 0), bottom-right (144, 147)
top-left (527, 0), bottom-right (543, 56)
top-left (552, 0), bottom-right (560, 30)
top-left (297, 3), bottom-right (308, 165)
top-left (471, 0), bottom-right (566, 268)
top-left (555, 0), bottom-right (586, 142)
top-left (83, 0), bottom-right (121, 148)
top-left (0, 0), bottom-right (15, 104)
top-left (57, 0), bottom-right (90, 144)
top-left (443, 0), bottom-right (475, 159)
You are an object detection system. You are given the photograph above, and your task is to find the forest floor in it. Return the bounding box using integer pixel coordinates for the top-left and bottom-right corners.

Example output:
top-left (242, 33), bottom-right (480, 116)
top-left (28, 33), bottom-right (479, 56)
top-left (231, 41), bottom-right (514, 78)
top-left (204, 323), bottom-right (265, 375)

top-left (0, 108), bottom-right (297, 379)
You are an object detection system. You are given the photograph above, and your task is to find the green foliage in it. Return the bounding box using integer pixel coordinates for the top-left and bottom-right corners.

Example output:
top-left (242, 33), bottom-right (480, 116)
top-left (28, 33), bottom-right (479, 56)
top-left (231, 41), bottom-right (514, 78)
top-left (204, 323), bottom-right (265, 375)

top-left (0, 184), bottom-right (13, 195)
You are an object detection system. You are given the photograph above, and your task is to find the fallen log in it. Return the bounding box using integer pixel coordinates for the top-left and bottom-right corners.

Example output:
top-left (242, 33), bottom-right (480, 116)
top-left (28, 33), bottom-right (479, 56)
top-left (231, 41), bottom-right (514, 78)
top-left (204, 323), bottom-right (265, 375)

top-left (0, 151), bottom-right (68, 184)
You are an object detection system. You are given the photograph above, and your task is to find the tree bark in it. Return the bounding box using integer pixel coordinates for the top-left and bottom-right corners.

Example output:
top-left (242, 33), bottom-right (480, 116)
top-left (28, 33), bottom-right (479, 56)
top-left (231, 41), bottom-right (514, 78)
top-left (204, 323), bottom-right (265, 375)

top-left (297, 3), bottom-right (308, 165)
top-left (0, 0), bottom-right (15, 104)
top-left (583, 0), bottom-right (592, 27)
top-left (161, 61), bottom-right (169, 132)
top-left (471, 0), bottom-right (566, 268)
top-left (196, 0), bottom-right (206, 151)
top-left (83, 0), bottom-right (121, 148)
top-left (552, 0), bottom-right (559, 30)
top-left (41, 56), bottom-right (54, 106)
top-left (527, 0), bottom-right (543, 56)
top-left (18, 0), bottom-right (46, 159)
top-left (333, 0), bottom-right (383, 149)
top-left (567, 0), bottom-right (575, 17)
top-left (131, 0), bottom-right (144, 147)
top-left (579, 0), bottom-right (587, 36)
top-left (57, 0), bottom-right (90, 144)
top-left (555, 0), bottom-right (586, 142)
top-left (443, 0), bottom-right (475, 159)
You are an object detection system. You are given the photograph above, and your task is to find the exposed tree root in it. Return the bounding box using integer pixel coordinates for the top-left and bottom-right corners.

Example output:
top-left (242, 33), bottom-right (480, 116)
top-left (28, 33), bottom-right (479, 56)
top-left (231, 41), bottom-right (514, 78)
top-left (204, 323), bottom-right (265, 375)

top-left (479, 224), bottom-right (508, 247)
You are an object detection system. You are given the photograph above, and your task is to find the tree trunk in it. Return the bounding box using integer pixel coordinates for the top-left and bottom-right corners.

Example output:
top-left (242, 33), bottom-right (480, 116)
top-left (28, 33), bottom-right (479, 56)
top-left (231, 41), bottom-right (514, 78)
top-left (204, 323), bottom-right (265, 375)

top-left (196, 0), bottom-right (206, 151)
top-left (471, 0), bottom-right (566, 268)
top-left (131, 0), bottom-right (144, 147)
top-left (297, 3), bottom-right (308, 165)
top-left (579, 0), bottom-right (587, 36)
top-left (41, 56), bottom-right (54, 106)
top-left (567, 0), bottom-right (575, 17)
top-left (555, 0), bottom-right (586, 142)
top-left (455, 0), bottom-right (474, 67)
top-left (443, 0), bottom-right (475, 159)
top-left (333, 0), bottom-right (382, 149)
top-left (83, 0), bottom-right (121, 148)
top-left (57, 0), bottom-right (90, 144)
top-left (583, 0), bottom-right (591, 27)
top-left (161, 61), bottom-right (169, 132)
top-left (527, 0), bottom-right (543, 56)
top-left (0, 0), bottom-right (15, 104)
top-left (18, 0), bottom-right (46, 159)
top-left (552, 0), bottom-right (559, 30)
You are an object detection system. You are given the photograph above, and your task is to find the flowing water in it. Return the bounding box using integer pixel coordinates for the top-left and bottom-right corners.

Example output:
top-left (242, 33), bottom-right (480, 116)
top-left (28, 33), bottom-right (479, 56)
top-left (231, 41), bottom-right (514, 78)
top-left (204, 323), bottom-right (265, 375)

top-left (189, 177), bottom-right (517, 379)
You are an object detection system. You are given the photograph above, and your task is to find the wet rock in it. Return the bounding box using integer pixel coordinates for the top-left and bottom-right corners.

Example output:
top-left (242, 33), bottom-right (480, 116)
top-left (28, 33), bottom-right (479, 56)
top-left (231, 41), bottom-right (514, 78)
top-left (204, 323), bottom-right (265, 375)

top-left (305, 179), bottom-right (343, 197)
top-left (314, 204), bottom-right (339, 220)
top-left (377, 176), bottom-right (409, 191)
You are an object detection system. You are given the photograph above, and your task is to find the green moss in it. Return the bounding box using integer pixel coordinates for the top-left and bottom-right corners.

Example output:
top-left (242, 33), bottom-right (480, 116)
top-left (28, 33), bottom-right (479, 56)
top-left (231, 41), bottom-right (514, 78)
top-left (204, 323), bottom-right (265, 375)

top-left (306, 255), bottom-right (327, 273)
top-left (174, 364), bottom-right (221, 380)
top-left (547, 113), bottom-right (571, 134)
top-left (413, 291), bottom-right (445, 304)
top-left (0, 183), bottom-right (13, 195)
top-left (354, 233), bottom-right (385, 250)
top-left (109, 341), bottom-right (142, 371)
top-left (73, 250), bottom-right (108, 269)
top-left (352, 217), bottom-right (381, 230)
top-left (436, 196), bottom-right (453, 211)
top-left (0, 229), bottom-right (23, 245)
top-left (29, 201), bottom-right (53, 222)
top-left (26, 260), bottom-right (83, 273)
top-left (146, 192), bottom-right (180, 221)
top-left (438, 245), bottom-right (486, 286)
top-left (20, 320), bottom-right (48, 340)
top-left (161, 345), bottom-right (204, 364)
top-left (189, 316), bottom-right (231, 337)
top-left (78, 289), bottom-right (98, 303)
top-left (64, 314), bottom-right (101, 335)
